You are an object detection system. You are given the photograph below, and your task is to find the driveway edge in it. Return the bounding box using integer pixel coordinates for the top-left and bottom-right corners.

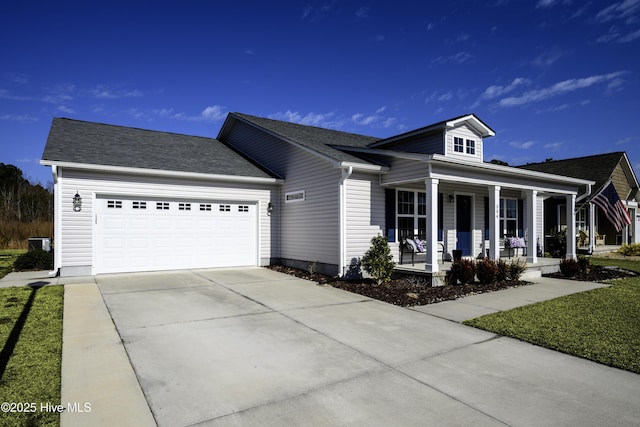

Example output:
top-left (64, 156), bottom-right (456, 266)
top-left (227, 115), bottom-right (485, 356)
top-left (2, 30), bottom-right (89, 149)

top-left (60, 283), bottom-right (156, 426)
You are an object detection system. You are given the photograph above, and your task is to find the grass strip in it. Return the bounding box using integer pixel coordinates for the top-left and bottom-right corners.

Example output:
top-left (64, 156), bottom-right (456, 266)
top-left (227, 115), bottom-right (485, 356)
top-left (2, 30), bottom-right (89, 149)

top-left (0, 249), bottom-right (25, 280)
top-left (0, 285), bottom-right (64, 426)
top-left (464, 258), bottom-right (640, 374)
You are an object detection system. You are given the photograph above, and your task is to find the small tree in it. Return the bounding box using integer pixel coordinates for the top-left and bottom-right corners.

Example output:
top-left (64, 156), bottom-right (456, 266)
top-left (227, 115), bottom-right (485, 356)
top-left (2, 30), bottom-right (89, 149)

top-left (360, 235), bottom-right (395, 285)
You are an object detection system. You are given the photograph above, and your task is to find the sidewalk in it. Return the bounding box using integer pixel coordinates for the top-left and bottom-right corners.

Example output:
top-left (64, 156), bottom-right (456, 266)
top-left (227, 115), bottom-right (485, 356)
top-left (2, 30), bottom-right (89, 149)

top-left (411, 276), bottom-right (609, 322)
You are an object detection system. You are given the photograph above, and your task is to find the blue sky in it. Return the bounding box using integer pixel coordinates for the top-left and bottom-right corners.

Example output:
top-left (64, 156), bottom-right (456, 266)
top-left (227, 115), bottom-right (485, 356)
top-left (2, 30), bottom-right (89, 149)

top-left (2, 0), bottom-right (639, 186)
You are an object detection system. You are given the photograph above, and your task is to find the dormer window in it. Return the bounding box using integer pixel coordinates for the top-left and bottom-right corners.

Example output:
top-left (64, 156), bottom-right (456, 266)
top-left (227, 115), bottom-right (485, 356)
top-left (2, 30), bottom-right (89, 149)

top-left (466, 139), bottom-right (476, 155)
top-left (454, 137), bottom-right (464, 153)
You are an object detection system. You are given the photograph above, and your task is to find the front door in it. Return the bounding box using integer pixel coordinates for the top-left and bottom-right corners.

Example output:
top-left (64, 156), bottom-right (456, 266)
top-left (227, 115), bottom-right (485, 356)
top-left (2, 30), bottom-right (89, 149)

top-left (456, 195), bottom-right (472, 256)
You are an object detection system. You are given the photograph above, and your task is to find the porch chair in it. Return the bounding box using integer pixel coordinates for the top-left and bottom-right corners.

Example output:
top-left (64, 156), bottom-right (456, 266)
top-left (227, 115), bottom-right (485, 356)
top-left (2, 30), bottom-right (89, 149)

top-left (595, 233), bottom-right (606, 246)
top-left (399, 237), bottom-right (444, 266)
top-left (578, 230), bottom-right (589, 247)
top-left (505, 236), bottom-right (526, 258)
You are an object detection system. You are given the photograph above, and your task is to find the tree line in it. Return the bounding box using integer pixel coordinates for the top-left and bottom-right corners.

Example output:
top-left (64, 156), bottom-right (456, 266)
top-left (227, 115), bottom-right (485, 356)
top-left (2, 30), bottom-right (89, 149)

top-left (0, 163), bottom-right (53, 248)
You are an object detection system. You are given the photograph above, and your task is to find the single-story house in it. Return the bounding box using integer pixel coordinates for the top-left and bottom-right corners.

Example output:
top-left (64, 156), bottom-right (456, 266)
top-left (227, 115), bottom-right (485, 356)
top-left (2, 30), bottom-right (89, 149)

top-left (41, 113), bottom-right (595, 278)
top-left (519, 152), bottom-right (639, 252)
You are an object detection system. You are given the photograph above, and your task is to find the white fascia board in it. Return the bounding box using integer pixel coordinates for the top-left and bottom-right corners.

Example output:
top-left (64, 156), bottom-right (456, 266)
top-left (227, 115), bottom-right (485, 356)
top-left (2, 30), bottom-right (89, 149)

top-left (39, 160), bottom-right (284, 184)
top-left (332, 145), bottom-right (433, 162)
top-left (446, 115), bottom-right (495, 137)
top-left (430, 154), bottom-right (594, 186)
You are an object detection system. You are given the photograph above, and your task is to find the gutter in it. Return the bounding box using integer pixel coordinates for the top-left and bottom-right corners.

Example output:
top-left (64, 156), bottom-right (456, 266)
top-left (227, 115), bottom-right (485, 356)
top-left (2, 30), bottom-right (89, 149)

top-left (39, 160), bottom-right (283, 185)
top-left (49, 165), bottom-right (60, 278)
top-left (338, 166), bottom-right (353, 277)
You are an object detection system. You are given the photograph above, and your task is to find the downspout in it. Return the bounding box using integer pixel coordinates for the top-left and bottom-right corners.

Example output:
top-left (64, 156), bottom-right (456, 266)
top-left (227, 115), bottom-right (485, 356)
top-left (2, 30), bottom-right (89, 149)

top-left (338, 166), bottom-right (353, 277)
top-left (49, 165), bottom-right (61, 278)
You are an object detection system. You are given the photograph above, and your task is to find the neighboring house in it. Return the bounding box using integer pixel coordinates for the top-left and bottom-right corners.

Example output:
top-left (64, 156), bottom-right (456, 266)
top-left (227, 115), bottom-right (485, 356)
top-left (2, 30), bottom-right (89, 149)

top-left (519, 152), bottom-right (639, 252)
top-left (41, 113), bottom-right (593, 278)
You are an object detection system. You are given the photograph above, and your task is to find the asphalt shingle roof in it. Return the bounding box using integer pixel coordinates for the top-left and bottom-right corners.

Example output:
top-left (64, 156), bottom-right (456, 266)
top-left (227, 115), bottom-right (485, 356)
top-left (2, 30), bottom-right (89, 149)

top-left (518, 152), bottom-right (625, 193)
top-left (42, 118), bottom-right (274, 178)
top-left (231, 113), bottom-right (380, 165)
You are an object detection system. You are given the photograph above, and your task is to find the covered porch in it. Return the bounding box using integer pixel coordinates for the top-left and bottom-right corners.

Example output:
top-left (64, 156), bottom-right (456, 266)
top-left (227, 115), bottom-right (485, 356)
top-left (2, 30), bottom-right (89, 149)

top-left (379, 154), bottom-right (594, 277)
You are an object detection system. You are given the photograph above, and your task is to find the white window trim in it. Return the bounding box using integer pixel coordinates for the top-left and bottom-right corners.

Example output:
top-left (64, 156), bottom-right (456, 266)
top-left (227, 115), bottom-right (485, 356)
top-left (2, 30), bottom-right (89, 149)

top-left (285, 190), bottom-right (305, 203)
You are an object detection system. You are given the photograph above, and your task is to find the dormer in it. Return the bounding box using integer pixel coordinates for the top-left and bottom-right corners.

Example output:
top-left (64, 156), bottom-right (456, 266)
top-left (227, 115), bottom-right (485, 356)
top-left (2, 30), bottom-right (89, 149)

top-left (368, 114), bottom-right (495, 163)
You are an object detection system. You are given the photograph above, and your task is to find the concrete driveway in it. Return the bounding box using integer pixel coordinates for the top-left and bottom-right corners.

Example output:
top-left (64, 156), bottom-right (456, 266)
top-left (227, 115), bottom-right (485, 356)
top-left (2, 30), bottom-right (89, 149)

top-left (93, 268), bottom-right (639, 427)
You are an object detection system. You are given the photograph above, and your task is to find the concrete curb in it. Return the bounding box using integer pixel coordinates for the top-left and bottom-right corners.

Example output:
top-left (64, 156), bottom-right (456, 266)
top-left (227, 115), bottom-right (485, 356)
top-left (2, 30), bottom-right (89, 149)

top-left (60, 283), bottom-right (156, 426)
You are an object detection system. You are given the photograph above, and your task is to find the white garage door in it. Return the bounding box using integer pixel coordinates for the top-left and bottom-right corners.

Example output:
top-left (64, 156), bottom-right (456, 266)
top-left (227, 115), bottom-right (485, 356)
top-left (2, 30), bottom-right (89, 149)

top-left (95, 196), bottom-right (257, 274)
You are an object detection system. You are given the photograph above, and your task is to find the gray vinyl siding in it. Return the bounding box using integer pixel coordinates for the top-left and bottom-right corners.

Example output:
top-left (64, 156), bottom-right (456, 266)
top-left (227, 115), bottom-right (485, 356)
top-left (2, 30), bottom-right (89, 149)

top-left (345, 173), bottom-right (385, 266)
top-left (225, 121), bottom-right (341, 270)
top-left (377, 132), bottom-right (444, 155)
top-left (56, 168), bottom-right (276, 275)
top-left (380, 158), bottom-right (428, 186)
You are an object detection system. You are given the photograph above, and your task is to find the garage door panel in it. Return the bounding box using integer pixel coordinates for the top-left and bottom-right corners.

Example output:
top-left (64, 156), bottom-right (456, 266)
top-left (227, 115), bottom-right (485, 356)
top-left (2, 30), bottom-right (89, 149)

top-left (95, 197), bottom-right (257, 274)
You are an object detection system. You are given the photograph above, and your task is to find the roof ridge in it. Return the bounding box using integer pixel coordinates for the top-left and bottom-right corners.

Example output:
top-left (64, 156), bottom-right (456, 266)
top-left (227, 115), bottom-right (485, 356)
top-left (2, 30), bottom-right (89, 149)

top-left (520, 151), bottom-right (625, 167)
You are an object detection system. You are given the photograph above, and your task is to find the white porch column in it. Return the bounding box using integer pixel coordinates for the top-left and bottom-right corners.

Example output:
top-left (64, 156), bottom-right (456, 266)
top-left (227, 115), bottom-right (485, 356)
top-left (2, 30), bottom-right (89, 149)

top-left (488, 185), bottom-right (500, 260)
top-left (425, 178), bottom-right (439, 273)
top-left (589, 202), bottom-right (596, 253)
top-left (526, 190), bottom-right (538, 264)
top-left (566, 194), bottom-right (577, 259)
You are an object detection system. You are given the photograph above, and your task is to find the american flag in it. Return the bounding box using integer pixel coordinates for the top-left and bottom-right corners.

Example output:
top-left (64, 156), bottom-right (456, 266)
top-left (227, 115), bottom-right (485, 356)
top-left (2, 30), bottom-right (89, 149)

top-left (592, 182), bottom-right (632, 232)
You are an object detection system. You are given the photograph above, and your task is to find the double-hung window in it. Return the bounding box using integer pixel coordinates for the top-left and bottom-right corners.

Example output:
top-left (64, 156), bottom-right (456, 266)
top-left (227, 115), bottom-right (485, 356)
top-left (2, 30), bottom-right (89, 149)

top-left (397, 190), bottom-right (427, 239)
top-left (454, 137), bottom-right (464, 153)
top-left (500, 198), bottom-right (518, 237)
top-left (466, 139), bottom-right (475, 155)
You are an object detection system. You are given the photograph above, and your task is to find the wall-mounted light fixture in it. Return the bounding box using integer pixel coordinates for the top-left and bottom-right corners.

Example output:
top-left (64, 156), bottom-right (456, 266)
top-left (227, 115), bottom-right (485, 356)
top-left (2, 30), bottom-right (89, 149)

top-left (73, 192), bottom-right (82, 212)
top-left (448, 194), bottom-right (454, 203)
top-left (267, 202), bottom-right (274, 216)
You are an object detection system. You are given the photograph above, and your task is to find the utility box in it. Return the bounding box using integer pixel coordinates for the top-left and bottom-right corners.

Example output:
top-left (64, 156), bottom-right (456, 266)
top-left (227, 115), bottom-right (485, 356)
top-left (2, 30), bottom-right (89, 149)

top-left (28, 237), bottom-right (51, 252)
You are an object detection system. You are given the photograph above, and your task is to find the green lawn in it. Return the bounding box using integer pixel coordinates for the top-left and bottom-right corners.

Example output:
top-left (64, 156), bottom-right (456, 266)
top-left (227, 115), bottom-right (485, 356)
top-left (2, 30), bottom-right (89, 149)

top-left (464, 257), bottom-right (640, 374)
top-left (0, 249), bottom-right (25, 280)
top-left (0, 285), bottom-right (64, 427)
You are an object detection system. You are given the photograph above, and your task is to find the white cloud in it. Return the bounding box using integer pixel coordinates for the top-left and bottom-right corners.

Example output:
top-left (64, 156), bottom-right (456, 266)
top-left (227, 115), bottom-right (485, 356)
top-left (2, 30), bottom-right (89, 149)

top-left (619, 27), bottom-right (640, 41)
top-left (595, 0), bottom-right (640, 23)
top-left (499, 71), bottom-right (626, 107)
top-left (510, 141), bottom-right (536, 149)
top-left (0, 114), bottom-right (38, 122)
top-left (355, 7), bottom-right (369, 19)
top-left (432, 51), bottom-right (472, 65)
top-left (543, 142), bottom-right (563, 151)
top-left (533, 47), bottom-right (564, 66)
top-left (201, 105), bottom-right (227, 121)
top-left (0, 89), bottom-right (32, 101)
top-left (482, 78), bottom-right (530, 99)
top-left (614, 137), bottom-right (631, 145)
top-left (90, 85), bottom-right (143, 99)
top-left (352, 110), bottom-right (396, 128)
top-left (58, 105), bottom-right (76, 115)
top-left (270, 110), bottom-right (342, 128)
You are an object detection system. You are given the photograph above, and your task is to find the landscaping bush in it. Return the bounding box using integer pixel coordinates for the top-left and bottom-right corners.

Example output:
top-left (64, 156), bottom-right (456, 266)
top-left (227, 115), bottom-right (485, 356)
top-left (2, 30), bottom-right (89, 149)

top-left (448, 258), bottom-right (476, 285)
top-left (476, 258), bottom-right (498, 285)
top-left (13, 249), bottom-right (53, 271)
top-left (496, 259), bottom-right (509, 281)
top-left (577, 255), bottom-right (590, 274)
top-left (618, 243), bottom-right (640, 256)
top-left (559, 258), bottom-right (581, 278)
top-left (547, 229), bottom-right (566, 258)
top-left (508, 258), bottom-right (527, 280)
top-left (359, 235), bottom-right (395, 285)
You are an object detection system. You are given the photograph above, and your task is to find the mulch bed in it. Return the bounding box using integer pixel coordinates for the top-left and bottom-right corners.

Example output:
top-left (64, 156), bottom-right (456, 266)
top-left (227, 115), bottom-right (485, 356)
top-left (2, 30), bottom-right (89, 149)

top-left (544, 265), bottom-right (638, 282)
top-left (269, 265), bottom-right (530, 307)
top-left (270, 262), bottom-right (639, 308)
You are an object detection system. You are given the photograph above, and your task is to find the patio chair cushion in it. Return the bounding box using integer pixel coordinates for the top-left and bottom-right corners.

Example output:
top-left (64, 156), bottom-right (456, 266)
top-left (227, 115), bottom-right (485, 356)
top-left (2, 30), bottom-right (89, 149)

top-left (405, 238), bottom-right (418, 253)
top-left (414, 239), bottom-right (425, 252)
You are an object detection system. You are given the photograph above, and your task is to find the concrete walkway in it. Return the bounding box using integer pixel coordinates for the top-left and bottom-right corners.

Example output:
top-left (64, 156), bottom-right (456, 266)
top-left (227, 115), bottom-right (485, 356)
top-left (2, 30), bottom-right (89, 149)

top-left (0, 269), bottom-right (638, 426)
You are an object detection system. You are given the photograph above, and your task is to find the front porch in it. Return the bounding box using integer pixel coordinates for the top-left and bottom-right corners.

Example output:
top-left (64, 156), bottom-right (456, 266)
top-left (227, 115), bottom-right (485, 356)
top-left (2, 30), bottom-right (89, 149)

top-left (394, 256), bottom-right (560, 284)
top-left (393, 245), bottom-right (622, 285)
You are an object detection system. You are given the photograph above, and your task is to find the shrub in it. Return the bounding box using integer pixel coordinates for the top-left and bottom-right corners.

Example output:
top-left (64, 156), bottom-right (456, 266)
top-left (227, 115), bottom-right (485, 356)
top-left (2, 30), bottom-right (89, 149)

top-left (559, 258), bottom-right (581, 278)
top-left (476, 258), bottom-right (498, 284)
top-left (508, 258), bottom-right (527, 281)
top-left (13, 249), bottom-right (53, 271)
top-left (547, 229), bottom-right (566, 258)
top-left (496, 259), bottom-right (509, 282)
top-left (448, 259), bottom-right (476, 285)
top-left (359, 235), bottom-right (395, 285)
top-left (577, 255), bottom-right (590, 274)
top-left (618, 243), bottom-right (640, 256)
